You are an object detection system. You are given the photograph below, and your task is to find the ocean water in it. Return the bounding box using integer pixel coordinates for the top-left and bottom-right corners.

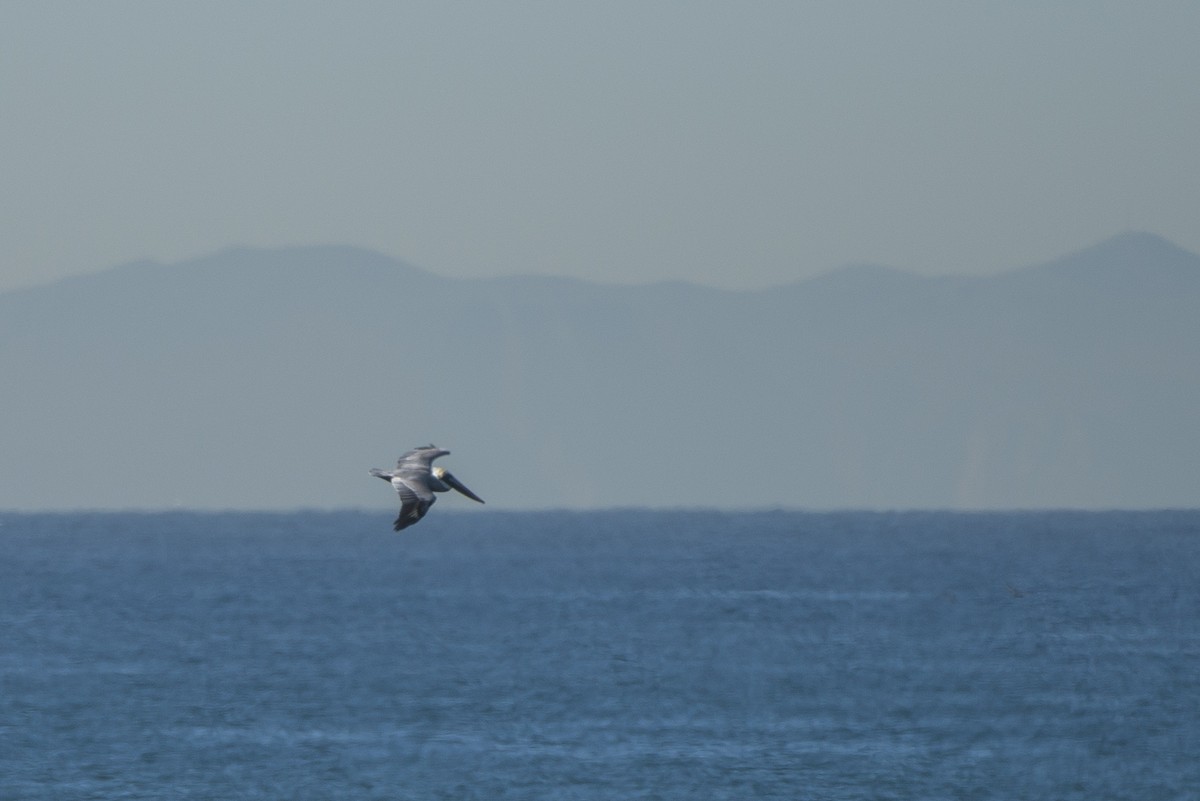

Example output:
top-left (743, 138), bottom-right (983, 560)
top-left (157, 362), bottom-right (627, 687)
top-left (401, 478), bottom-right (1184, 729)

top-left (1, 510), bottom-right (1198, 800)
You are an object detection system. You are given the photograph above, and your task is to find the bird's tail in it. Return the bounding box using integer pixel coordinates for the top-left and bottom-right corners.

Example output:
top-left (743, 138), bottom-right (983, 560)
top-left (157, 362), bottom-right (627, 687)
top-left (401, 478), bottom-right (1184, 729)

top-left (369, 468), bottom-right (393, 481)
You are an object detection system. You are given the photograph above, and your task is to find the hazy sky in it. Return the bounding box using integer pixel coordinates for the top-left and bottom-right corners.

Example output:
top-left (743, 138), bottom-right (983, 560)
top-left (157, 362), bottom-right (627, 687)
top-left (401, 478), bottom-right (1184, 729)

top-left (3, 1), bottom-right (1198, 292)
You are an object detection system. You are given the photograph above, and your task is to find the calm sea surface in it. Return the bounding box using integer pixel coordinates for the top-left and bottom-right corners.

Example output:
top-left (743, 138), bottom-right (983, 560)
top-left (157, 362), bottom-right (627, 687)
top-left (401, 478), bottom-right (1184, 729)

top-left (2, 510), bottom-right (1198, 800)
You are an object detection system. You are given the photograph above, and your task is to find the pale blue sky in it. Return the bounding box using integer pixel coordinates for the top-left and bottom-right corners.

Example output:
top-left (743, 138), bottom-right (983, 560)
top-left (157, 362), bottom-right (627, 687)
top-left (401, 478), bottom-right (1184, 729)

top-left (3, 1), bottom-right (1198, 291)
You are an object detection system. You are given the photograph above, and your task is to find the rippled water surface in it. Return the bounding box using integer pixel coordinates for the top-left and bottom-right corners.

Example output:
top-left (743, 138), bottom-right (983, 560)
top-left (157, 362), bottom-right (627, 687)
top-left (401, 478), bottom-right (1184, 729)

top-left (2, 510), bottom-right (1198, 799)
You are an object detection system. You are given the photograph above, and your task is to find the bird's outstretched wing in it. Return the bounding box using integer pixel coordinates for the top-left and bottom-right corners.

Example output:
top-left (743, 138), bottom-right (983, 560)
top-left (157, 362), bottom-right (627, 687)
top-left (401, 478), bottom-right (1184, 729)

top-left (395, 445), bottom-right (449, 474)
top-left (392, 475), bottom-right (436, 532)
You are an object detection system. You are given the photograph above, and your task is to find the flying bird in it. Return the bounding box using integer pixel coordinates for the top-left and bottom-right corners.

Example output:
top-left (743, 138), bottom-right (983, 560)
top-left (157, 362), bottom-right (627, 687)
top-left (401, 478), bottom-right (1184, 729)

top-left (369, 445), bottom-right (484, 531)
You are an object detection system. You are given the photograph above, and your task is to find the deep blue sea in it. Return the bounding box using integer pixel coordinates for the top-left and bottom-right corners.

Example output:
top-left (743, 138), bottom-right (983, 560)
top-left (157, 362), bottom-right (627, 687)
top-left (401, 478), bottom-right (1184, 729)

top-left (2, 510), bottom-right (1198, 800)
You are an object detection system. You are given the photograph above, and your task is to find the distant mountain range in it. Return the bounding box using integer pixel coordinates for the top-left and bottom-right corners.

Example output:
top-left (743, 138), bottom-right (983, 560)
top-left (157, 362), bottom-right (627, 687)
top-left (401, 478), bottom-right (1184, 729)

top-left (2, 232), bottom-right (1197, 511)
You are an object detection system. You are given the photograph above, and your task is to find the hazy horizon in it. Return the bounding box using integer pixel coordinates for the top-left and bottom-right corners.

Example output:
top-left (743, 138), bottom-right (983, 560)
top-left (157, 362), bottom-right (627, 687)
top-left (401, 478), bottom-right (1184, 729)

top-left (3, 231), bottom-right (1197, 513)
top-left (3, 228), bottom-right (1188, 297)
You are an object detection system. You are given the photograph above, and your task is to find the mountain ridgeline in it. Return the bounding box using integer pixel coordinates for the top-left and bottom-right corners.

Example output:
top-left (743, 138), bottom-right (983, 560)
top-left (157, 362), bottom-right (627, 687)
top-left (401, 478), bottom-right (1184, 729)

top-left (2, 233), bottom-right (1197, 510)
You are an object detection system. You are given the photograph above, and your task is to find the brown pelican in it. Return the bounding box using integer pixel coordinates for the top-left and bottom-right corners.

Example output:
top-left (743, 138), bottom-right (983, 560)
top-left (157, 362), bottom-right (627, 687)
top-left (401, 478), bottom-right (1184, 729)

top-left (369, 445), bottom-right (484, 531)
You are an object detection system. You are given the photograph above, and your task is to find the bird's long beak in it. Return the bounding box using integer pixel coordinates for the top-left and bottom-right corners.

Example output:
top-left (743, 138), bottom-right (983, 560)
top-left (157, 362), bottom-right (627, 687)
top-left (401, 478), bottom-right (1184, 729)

top-left (442, 471), bottom-right (485, 503)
